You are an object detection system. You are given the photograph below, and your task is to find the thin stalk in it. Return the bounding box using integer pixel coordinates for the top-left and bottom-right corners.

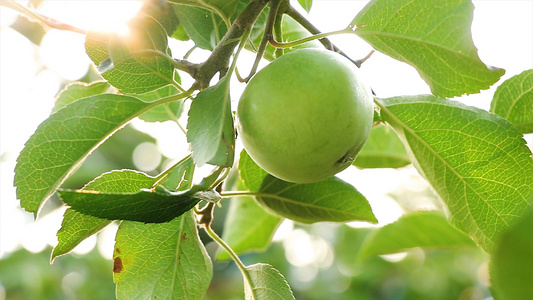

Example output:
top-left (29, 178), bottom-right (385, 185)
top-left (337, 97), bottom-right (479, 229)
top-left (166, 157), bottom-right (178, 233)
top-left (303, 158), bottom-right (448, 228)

top-left (152, 153), bottom-right (193, 188)
top-left (273, 10), bottom-right (284, 58)
top-left (208, 167), bottom-right (231, 191)
top-left (194, 0), bottom-right (269, 89)
top-left (153, 87), bottom-right (195, 108)
top-left (211, 11), bottom-right (222, 44)
top-left (220, 191), bottom-right (258, 198)
top-left (1, 0), bottom-right (86, 34)
top-left (228, 27), bottom-right (252, 75)
top-left (285, 4), bottom-right (335, 50)
top-left (240, 0), bottom-right (284, 82)
top-left (133, 49), bottom-right (196, 76)
top-left (162, 104), bottom-right (187, 134)
top-left (184, 45), bottom-right (197, 60)
top-left (285, 5), bottom-right (370, 67)
top-left (202, 1), bottom-right (232, 30)
top-left (269, 27), bottom-right (354, 49)
top-left (204, 225), bottom-right (253, 292)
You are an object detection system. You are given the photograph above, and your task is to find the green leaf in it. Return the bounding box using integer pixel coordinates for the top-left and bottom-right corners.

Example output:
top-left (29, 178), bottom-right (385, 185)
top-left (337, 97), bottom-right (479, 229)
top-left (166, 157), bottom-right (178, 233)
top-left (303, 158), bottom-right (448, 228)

top-left (217, 180), bottom-right (282, 261)
top-left (490, 205), bottom-right (533, 300)
top-left (353, 123), bottom-right (410, 169)
top-left (172, 5), bottom-right (228, 50)
top-left (53, 210), bottom-right (111, 262)
top-left (85, 16), bottom-right (175, 94)
top-left (256, 175), bottom-right (377, 224)
top-left (358, 211), bottom-right (476, 260)
top-left (160, 156), bottom-right (195, 191)
top-left (171, 23), bottom-right (190, 41)
top-left (352, 0), bottom-right (504, 98)
top-left (244, 263), bottom-right (295, 300)
top-left (52, 170), bottom-right (156, 261)
top-left (187, 75), bottom-right (235, 167)
top-left (136, 85), bottom-right (184, 123)
top-left (239, 149), bottom-right (269, 192)
top-left (490, 69), bottom-right (533, 133)
top-left (57, 186), bottom-right (208, 223)
top-left (377, 95), bottom-right (533, 252)
top-left (297, 0), bottom-right (312, 12)
top-left (14, 94), bottom-right (154, 217)
top-left (85, 31), bottom-right (109, 66)
top-left (114, 211), bottom-right (213, 300)
top-left (169, 0), bottom-right (239, 18)
top-left (239, 150), bottom-right (377, 224)
top-left (138, 0), bottom-right (180, 36)
top-left (53, 81), bottom-right (110, 113)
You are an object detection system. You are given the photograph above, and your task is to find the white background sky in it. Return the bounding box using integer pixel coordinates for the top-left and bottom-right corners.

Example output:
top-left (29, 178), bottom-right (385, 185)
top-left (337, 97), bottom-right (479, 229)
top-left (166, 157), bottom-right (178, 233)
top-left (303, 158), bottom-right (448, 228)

top-left (0, 0), bottom-right (532, 264)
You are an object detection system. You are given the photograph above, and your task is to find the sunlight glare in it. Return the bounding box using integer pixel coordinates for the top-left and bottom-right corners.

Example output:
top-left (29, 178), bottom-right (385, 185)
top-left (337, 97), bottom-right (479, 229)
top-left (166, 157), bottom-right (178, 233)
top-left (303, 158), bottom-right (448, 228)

top-left (39, 30), bottom-right (90, 80)
top-left (0, 4), bottom-right (19, 27)
top-left (38, 1), bottom-right (142, 34)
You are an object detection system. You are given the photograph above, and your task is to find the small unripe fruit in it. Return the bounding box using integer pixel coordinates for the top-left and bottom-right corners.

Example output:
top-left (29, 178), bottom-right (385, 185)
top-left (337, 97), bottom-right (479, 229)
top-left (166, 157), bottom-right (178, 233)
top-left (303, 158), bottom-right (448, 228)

top-left (237, 49), bottom-right (373, 183)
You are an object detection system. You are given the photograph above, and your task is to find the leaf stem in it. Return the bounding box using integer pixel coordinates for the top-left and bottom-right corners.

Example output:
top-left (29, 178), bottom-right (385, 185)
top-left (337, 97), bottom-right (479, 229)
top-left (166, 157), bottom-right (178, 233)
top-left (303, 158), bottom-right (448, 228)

top-left (269, 27), bottom-right (355, 49)
top-left (220, 191), bottom-right (259, 198)
top-left (209, 167), bottom-right (231, 191)
top-left (162, 104), bottom-right (187, 134)
top-left (285, 5), bottom-right (369, 67)
top-left (183, 45), bottom-right (197, 60)
top-left (152, 153), bottom-right (193, 188)
top-left (203, 223), bottom-right (254, 294)
top-left (273, 1), bottom-right (286, 58)
top-left (132, 49), bottom-right (197, 80)
top-left (153, 87), bottom-right (194, 106)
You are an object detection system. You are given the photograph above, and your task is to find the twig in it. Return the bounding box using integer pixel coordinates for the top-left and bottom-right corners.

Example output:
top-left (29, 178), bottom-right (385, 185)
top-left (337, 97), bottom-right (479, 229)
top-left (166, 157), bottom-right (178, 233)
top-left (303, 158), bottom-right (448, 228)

top-left (285, 4), bottom-right (363, 67)
top-left (1, 0), bottom-right (86, 34)
top-left (239, 0), bottom-right (284, 82)
top-left (268, 27), bottom-right (354, 49)
top-left (193, 0), bottom-right (270, 89)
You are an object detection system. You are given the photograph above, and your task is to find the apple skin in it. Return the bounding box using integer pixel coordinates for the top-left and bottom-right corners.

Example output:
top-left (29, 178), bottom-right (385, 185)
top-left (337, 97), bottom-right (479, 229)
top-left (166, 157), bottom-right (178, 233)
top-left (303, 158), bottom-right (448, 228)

top-left (237, 48), bottom-right (374, 183)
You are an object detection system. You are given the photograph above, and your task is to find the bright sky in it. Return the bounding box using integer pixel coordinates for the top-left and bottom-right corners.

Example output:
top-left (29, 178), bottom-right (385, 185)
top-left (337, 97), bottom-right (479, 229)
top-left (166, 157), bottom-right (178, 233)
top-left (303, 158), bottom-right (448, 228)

top-left (0, 0), bottom-right (532, 268)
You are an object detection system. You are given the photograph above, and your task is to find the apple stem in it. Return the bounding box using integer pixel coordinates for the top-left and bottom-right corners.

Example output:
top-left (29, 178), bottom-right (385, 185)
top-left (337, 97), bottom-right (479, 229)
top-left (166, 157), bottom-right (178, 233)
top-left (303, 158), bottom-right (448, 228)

top-left (268, 27), bottom-right (355, 49)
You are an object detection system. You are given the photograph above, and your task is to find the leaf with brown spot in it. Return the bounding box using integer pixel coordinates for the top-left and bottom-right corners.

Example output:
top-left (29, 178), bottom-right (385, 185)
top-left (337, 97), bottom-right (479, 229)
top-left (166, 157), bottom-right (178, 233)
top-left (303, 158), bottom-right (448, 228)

top-left (114, 211), bottom-right (212, 299)
top-left (113, 257), bottom-right (123, 273)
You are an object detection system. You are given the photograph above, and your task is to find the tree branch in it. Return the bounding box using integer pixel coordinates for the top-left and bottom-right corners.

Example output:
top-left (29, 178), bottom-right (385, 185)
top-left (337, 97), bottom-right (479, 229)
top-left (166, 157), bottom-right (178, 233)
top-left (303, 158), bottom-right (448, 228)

top-left (239, 0), bottom-right (284, 82)
top-left (192, 0), bottom-right (270, 89)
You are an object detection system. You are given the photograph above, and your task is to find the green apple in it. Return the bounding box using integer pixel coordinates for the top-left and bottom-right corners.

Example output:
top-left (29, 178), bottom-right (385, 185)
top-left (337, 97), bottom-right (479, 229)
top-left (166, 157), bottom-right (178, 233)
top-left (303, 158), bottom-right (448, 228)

top-left (237, 48), bottom-right (374, 183)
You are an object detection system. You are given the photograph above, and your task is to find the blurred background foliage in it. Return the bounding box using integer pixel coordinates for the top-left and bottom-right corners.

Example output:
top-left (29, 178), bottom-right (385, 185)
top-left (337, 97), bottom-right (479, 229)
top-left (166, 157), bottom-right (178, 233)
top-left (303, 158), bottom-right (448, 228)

top-left (1, 220), bottom-right (489, 300)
